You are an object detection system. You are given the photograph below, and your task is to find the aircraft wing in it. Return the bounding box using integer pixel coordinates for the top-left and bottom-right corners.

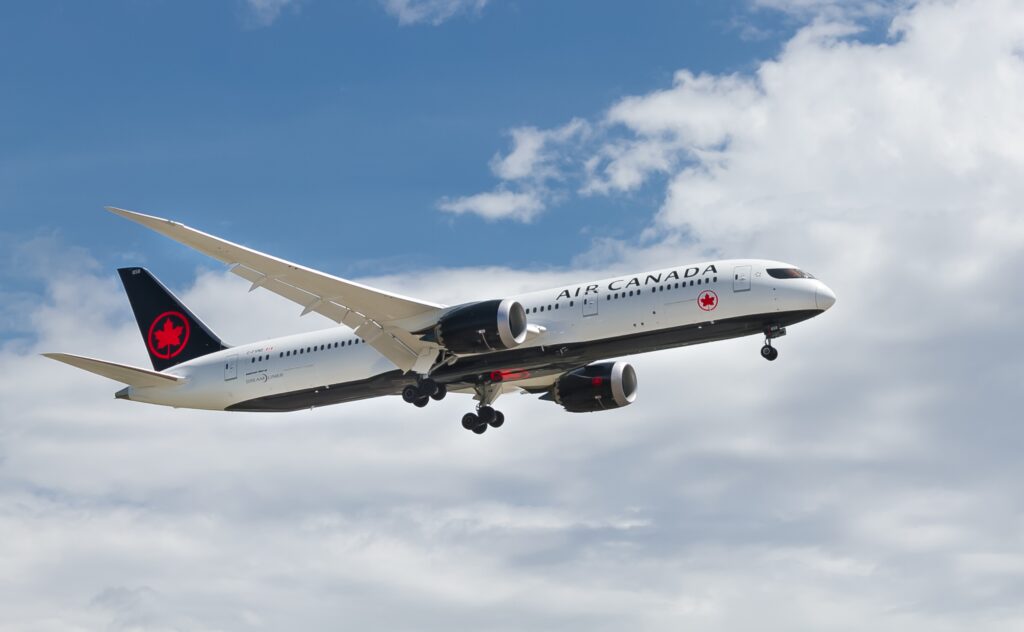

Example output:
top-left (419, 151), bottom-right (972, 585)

top-left (42, 353), bottom-right (184, 388)
top-left (107, 207), bottom-right (446, 372)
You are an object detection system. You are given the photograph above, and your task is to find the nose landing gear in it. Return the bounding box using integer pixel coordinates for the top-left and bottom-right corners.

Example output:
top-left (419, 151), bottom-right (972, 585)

top-left (761, 325), bottom-right (786, 362)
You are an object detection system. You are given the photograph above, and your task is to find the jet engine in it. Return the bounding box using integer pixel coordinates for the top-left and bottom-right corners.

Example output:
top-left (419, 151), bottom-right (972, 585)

top-left (428, 299), bottom-right (528, 354)
top-left (546, 361), bottom-right (637, 412)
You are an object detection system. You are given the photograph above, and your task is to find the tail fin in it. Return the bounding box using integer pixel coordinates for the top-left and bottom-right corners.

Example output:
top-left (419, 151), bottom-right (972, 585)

top-left (117, 267), bottom-right (228, 371)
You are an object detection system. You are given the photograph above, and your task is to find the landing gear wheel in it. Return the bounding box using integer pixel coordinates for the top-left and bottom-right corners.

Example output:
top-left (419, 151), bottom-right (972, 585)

top-left (462, 413), bottom-right (479, 430)
top-left (471, 423), bottom-right (487, 435)
top-left (477, 406), bottom-right (496, 425)
top-left (418, 378), bottom-right (438, 398)
top-left (413, 396), bottom-right (429, 408)
top-left (402, 385), bottom-right (420, 403)
top-left (430, 384), bottom-right (447, 401)
top-left (489, 410), bottom-right (505, 428)
top-left (761, 344), bottom-right (778, 361)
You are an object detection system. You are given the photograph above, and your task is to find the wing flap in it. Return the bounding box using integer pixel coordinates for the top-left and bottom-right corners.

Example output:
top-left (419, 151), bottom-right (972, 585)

top-left (43, 353), bottom-right (184, 388)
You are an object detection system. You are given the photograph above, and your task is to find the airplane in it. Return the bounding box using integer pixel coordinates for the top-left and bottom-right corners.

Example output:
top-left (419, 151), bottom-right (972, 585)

top-left (44, 207), bottom-right (836, 434)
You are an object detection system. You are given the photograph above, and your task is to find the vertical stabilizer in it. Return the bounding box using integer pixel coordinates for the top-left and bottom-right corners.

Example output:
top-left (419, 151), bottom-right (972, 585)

top-left (117, 267), bottom-right (228, 371)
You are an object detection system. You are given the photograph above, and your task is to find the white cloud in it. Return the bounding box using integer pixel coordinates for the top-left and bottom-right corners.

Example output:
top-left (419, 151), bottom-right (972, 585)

top-left (381, 0), bottom-right (489, 26)
top-left (438, 119), bottom-right (588, 222)
top-left (244, 0), bottom-right (299, 27)
top-left (490, 118), bottom-right (589, 181)
top-left (752, 0), bottom-right (911, 20)
top-left (437, 189), bottom-right (545, 222)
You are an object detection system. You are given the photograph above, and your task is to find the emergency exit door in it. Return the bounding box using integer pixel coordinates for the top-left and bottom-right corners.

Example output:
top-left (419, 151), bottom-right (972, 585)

top-left (582, 296), bottom-right (599, 317)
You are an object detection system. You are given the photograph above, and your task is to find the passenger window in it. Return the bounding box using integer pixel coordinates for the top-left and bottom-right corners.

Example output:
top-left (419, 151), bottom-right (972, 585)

top-left (569, 301), bottom-right (574, 307)
top-left (697, 279), bottom-right (702, 285)
top-left (555, 304), bottom-right (559, 310)
top-left (540, 306), bottom-right (544, 312)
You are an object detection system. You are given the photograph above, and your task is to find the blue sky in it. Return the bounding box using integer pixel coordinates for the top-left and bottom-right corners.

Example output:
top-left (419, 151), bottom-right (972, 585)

top-left (2, 0), bottom-right (798, 289)
top-left (4, 2), bottom-right (1024, 630)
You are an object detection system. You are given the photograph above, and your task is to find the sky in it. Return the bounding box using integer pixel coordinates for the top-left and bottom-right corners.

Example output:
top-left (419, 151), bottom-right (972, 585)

top-left (2, 0), bottom-right (1024, 630)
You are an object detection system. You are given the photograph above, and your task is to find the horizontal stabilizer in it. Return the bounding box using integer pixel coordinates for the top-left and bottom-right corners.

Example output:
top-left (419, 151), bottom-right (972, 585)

top-left (42, 353), bottom-right (184, 388)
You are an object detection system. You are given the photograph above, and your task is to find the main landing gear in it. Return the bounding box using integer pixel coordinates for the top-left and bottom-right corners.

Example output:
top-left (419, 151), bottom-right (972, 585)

top-left (461, 406), bottom-right (505, 435)
top-left (401, 378), bottom-right (447, 408)
top-left (401, 376), bottom-right (507, 435)
top-left (460, 380), bottom-right (506, 435)
top-left (760, 325), bottom-right (786, 362)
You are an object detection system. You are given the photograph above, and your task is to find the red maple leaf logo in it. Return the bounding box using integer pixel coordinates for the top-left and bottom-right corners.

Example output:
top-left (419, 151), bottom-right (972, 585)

top-left (147, 311), bottom-right (191, 360)
top-left (154, 318), bottom-right (183, 350)
top-left (698, 290), bottom-right (718, 311)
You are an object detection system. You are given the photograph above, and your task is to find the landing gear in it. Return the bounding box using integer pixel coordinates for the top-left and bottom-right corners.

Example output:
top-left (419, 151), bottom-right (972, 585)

top-left (405, 374), bottom-right (506, 435)
top-left (402, 379), bottom-right (447, 406)
top-left (402, 385), bottom-right (420, 403)
top-left (761, 325), bottom-right (786, 362)
top-left (430, 384), bottom-right (447, 401)
top-left (460, 406), bottom-right (506, 434)
top-left (458, 382), bottom-right (507, 435)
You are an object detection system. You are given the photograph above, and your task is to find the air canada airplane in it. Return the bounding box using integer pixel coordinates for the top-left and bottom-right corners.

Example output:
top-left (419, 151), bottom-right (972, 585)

top-left (45, 207), bottom-right (836, 434)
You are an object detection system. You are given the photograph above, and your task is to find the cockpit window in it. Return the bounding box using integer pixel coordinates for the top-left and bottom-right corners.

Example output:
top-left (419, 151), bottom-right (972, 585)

top-left (766, 268), bottom-right (815, 279)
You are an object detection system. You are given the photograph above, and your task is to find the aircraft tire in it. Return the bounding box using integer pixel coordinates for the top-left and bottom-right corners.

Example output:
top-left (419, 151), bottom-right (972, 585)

top-left (478, 406), bottom-right (496, 425)
top-left (413, 396), bottom-right (429, 408)
top-left (430, 384), bottom-right (447, 401)
top-left (489, 411), bottom-right (505, 428)
top-left (462, 412), bottom-right (479, 430)
top-left (402, 385), bottom-right (420, 403)
top-left (418, 379), bottom-right (438, 397)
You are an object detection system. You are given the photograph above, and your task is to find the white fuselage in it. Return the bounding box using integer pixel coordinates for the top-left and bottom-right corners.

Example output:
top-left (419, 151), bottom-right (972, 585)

top-left (124, 259), bottom-right (835, 411)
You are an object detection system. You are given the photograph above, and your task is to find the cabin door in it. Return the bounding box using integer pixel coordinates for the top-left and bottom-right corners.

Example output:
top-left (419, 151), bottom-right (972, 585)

top-left (224, 354), bottom-right (238, 381)
top-left (733, 265), bottom-right (751, 292)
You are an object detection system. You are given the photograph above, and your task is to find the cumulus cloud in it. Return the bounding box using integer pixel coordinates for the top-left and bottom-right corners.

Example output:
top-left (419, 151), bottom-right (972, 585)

top-left (437, 189), bottom-right (546, 222)
top-left (438, 118), bottom-right (589, 222)
top-left (381, 0), bottom-right (489, 26)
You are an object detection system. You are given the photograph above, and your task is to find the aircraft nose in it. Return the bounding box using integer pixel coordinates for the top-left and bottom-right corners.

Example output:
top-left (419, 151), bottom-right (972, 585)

top-left (816, 283), bottom-right (837, 311)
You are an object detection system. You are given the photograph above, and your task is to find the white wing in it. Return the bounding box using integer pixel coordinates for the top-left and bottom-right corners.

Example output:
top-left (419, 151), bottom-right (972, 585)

top-left (107, 207), bottom-right (445, 372)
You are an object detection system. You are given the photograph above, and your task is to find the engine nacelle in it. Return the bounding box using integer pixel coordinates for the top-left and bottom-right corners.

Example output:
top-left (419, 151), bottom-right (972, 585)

top-left (431, 299), bottom-right (527, 354)
top-left (548, 361), bottom-right (637, 413)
